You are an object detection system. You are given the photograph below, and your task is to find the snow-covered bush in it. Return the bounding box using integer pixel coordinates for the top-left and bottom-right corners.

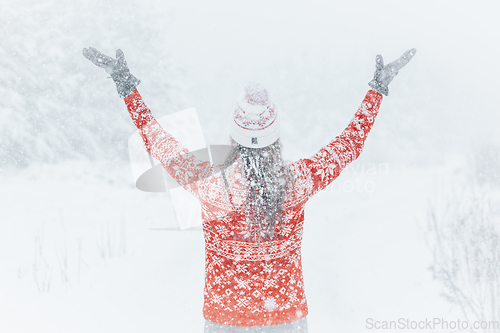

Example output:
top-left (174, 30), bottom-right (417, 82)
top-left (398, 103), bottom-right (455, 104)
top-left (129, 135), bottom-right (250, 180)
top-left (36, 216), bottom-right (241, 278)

top-left (426, 180), bottom-right (500, 332)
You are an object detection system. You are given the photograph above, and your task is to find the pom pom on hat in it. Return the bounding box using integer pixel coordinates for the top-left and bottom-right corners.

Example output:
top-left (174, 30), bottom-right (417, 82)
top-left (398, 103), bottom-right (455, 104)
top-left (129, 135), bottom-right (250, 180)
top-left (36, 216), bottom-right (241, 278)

top-left (230, 81), bottom-right (280, 148)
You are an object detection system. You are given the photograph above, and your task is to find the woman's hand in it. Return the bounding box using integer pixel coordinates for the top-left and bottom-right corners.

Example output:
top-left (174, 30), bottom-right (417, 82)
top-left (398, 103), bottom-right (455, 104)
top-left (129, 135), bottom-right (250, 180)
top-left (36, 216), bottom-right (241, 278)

top-left (82, 47), bottom-right (140, 98)
top-left (368, 48), bottom-right (416, 96)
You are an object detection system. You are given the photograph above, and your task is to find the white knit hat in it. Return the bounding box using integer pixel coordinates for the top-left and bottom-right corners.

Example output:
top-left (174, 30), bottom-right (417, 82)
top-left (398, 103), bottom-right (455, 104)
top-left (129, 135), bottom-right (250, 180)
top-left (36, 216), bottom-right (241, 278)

top-left (230, 81), bottom-right (280, 148)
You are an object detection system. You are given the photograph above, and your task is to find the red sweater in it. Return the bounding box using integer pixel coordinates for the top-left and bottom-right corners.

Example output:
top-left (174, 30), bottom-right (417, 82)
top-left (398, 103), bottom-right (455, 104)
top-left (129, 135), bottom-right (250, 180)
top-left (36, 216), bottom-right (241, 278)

top-left (124, 89), bottom-right (383, 326)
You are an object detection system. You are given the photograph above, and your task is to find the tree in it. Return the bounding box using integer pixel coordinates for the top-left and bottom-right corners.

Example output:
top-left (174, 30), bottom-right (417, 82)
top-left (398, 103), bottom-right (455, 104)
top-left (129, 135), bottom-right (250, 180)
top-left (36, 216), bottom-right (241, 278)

top-left (0, 0), bottom-right (180, 167)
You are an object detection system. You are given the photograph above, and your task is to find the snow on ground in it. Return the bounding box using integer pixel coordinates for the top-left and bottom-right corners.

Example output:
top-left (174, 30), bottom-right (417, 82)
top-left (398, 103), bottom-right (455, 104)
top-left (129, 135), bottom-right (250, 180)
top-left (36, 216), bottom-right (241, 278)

top-left (0, 157), bottom-right (465, 332)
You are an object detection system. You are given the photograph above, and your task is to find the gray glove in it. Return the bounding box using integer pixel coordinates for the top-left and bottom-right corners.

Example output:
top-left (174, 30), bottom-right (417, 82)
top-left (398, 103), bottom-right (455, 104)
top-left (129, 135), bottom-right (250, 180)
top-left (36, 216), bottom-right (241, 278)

top-left (368, 48), bottom-right (416, 96)
top-left (82, 47), bottom-right (140, 98)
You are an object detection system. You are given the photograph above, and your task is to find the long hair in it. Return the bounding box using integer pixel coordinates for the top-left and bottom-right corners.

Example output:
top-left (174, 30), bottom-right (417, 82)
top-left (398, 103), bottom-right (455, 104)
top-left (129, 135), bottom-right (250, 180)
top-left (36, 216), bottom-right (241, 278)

top-left (221, 138), bottom-right (294, 243)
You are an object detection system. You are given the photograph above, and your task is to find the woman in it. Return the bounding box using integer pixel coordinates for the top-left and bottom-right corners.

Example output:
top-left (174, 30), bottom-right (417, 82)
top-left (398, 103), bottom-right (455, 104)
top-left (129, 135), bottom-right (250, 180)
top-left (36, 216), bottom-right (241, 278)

top-left (83, 47), bottom-right (416, 332)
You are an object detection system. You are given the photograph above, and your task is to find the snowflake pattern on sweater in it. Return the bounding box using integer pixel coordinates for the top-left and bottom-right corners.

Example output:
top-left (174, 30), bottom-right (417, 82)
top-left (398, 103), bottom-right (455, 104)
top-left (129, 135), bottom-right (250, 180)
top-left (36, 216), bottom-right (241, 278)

top-left (124, 89), bottom-right (383, 326)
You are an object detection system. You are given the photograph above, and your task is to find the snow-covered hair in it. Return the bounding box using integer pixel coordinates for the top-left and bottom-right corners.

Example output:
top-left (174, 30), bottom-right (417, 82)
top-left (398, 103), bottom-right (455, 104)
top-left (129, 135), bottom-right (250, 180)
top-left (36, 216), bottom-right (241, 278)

top-left (221, 138), bottom-right (294, 243)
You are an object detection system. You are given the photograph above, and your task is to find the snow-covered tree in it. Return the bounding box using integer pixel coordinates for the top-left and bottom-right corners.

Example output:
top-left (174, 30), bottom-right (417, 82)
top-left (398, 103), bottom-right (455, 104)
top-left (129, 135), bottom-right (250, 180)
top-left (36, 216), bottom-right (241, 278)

top-left (0, 0), bottom-right (181, 167)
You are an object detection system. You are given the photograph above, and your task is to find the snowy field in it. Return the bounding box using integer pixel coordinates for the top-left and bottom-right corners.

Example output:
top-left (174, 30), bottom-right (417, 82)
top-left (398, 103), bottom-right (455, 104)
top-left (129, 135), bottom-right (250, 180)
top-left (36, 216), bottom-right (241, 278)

top-left (0, 157), bottom-right (468, 332)
top-left (1, 0), bottom-right (499, 332)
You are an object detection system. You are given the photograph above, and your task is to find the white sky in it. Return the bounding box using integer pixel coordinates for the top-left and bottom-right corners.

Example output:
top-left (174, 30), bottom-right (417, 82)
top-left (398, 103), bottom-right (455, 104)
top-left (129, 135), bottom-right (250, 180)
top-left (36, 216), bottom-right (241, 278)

top-left (147, 0), bottom-right (499, 154)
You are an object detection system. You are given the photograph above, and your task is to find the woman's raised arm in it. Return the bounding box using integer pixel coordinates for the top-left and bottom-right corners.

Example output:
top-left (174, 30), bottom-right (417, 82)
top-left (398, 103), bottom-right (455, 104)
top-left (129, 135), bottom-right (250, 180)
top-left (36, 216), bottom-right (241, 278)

top-left (82, 47), bottom-right (212, 196)
top-left (291, 49), bottom-right (416, 199)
